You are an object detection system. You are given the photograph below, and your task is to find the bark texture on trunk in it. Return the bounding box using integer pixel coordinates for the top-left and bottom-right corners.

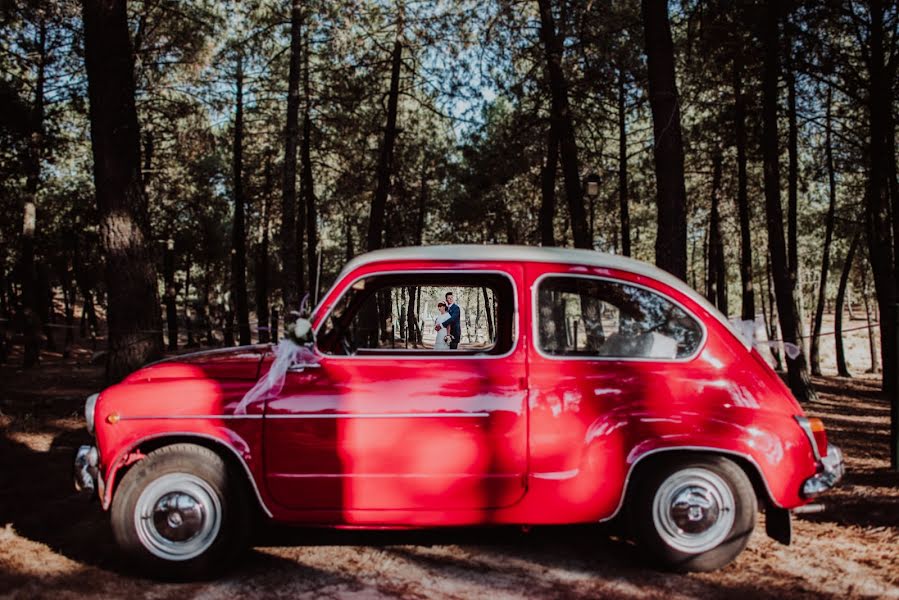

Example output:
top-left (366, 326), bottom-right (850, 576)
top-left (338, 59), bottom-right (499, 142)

top-left (863, 0), bottom-right (897, 394)
top-left (163, 239), bottom-right (177, 350)
top-left (416, 166), bottom-right (428, 245)
top-left (482, 286), bottom-right (495, 341)
top-left (764, 252), bottom-right (784, 371)
top-left (184, 259), bottom-right (194, 347)
top-left (536, 0), bottom-right (589, 249)
top-left (617, 66), bottom-right (631, 257)
top-left (368, 38), bottom-right (402, 251)
top-left (256, 157), bottom-right (274, 344)
top-left (539, 118), bottom-right (559, 247)
top-left (20, 15), bottom-right (47, 368)
top-left (834, 233), bottom-right (859, 377)
top-left (733, 50), bottom-right (755, 321)
top-left (82, 0), bottom-right (163, 381)
top-left (231, 53), bottom-right (251, 346)
top-left (862, 270), bottom-right (881, 374)
top-left (761, 0), bottom-right (815, 402)
top-left (281, 0), bottom-right (303, 313)
top-left (707, 152), bottom-right (727, 314)
top-left (785, 40), bottom-right (800, 290)
top-left (810, 87), bottom-right (838, 376)
top-left (302, 27), bottom-right (317, 297)
top-left (641, 0), bottom-right (688, 279)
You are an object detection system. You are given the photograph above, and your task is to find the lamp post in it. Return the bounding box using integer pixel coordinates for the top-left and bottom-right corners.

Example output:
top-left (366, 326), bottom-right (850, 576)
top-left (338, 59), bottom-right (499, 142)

top-left (584, 173), bottom-right (601, 248)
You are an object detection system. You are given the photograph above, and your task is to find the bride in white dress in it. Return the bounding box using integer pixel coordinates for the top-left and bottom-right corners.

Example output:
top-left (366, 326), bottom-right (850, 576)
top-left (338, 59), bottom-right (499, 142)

top-left (433, 302), bottom-right (453, 350)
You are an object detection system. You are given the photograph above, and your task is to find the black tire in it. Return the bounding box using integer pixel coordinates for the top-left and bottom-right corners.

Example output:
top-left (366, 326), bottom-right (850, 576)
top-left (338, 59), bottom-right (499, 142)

top-left (629, 454), bottom-right (757, 572)
top-left (110, 443), bottom-right (251, 579)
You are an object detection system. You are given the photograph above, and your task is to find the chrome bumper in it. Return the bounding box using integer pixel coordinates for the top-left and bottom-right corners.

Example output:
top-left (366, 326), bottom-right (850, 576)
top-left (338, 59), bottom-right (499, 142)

top-left (802, 444), bottom-right (844, 498)
top-left (73, 445), bottom-right (103, 497)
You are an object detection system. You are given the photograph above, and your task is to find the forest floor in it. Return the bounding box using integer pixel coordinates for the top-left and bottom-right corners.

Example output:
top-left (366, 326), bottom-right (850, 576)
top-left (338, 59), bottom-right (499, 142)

top-left (1, 341), bottom-right (898, 599)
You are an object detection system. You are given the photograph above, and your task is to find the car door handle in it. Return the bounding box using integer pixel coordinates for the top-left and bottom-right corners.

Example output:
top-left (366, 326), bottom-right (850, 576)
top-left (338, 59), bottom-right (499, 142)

top-left (287, 362), bottom-right (321, 372)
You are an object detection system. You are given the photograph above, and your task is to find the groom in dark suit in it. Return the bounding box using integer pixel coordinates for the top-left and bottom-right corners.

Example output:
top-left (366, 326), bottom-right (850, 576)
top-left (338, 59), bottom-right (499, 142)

top-left (436, 291), bottom-right (462, 349)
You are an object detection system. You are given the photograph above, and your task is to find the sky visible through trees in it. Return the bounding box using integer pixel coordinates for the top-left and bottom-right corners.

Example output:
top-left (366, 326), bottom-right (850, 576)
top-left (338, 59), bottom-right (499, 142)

top-left (0, 0), bottom-right (897, 399)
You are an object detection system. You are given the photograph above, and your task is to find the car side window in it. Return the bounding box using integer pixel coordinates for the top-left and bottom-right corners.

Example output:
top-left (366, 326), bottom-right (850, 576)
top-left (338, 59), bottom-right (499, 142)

top-left (317, 272), bottom-right (516, 356)
top-left (536, 276), bottom-right (703, 360)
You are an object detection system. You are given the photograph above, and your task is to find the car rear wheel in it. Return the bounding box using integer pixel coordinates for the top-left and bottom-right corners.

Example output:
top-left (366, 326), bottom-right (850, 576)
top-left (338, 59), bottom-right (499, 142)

top-left (630, 455), bottom-right (757, 572)
top-left (111, 443), bottom-right (250, 579)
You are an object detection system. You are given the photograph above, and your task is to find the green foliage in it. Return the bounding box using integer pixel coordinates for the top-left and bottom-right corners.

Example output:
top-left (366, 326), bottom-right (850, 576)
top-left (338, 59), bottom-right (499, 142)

top-left (0, 0), bottom-right (896, 348)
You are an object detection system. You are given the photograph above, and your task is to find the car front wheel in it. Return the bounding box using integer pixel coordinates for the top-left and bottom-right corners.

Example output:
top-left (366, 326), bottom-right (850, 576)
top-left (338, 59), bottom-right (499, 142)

top-left (111, 443), bottom-right (250, 579)
top-left (630, 454), bottom-right (757, 572)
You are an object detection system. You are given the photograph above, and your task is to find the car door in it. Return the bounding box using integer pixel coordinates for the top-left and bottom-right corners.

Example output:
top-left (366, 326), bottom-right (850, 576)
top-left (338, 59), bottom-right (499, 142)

top-left (263, 266), bottom-right (528, 514)
top-left (525, 263), bottom-right (708, 517)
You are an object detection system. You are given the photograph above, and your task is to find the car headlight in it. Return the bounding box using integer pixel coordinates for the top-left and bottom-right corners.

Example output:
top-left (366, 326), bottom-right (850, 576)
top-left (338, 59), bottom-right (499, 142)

top-left (85, 393), bottom-right (99, 436)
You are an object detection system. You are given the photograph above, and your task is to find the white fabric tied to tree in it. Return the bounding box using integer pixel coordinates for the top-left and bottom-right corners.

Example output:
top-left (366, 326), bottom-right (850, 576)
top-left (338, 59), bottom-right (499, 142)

top-left (731, 318), bottom-right (801, 360)
top-left (235, 317), bottom-right (317, 415)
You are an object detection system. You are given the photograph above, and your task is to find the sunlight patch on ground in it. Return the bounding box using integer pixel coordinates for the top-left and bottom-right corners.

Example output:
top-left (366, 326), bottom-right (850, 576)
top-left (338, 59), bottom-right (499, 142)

top-left (0, 524), bottom-right (81, 577)
top-left (5, 431), bottom-right (54, 452)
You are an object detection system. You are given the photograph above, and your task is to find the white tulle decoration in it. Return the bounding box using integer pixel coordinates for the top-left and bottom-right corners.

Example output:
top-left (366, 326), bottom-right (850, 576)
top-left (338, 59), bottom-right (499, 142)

top-left (234, 336), bottom-right (318, 415)
top-left (731, 318), bottom-right (802, 360)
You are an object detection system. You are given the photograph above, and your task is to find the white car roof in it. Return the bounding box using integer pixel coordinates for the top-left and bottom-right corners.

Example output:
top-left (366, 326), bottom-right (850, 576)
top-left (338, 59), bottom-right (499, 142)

top-left (326, 244), bottom-right (749, 349)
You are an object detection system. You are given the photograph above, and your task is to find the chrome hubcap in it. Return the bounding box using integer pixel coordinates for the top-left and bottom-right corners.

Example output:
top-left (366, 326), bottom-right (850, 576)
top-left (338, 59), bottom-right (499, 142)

top-left (135, 473), bottom-right (221, 561)
top-left (652, 467), bottom-right (735, 553)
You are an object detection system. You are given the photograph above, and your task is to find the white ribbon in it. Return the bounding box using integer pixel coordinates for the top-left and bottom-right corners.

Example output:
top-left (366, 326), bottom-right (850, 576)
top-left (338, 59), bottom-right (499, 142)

top-left (731, 318), bottom-right (801, 360)
top-left (234, 339), bottom-right (319, 414)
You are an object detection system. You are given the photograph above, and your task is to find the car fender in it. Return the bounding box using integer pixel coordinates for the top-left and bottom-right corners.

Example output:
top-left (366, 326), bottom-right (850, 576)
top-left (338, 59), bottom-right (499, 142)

top-left (100, 429), bottom-right (272, 517)
top-left (586, 411), bottom-right (818, 521)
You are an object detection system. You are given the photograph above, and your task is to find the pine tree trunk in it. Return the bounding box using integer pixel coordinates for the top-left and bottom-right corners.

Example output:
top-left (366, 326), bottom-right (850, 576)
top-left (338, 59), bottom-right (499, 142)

top-left (764, 253), bottom-right (784, 371)
top-left (38, 264), bottom-right (55, 352)
top-left (863, 0), bottom-right (897, 394)
top-left (785, 33), bottom-right (800, 295)
top-left (618, 66), bottom-right (631, 257)
top-left (302, 27), bottom-right (318, 295)
top-left (416, 166), bottom-right (427, 245)
top-left (224, 306), bottom-right (234, 347)
top-left (483, 286), bottom-right (495, 342)
top-left (202, 257), bottom-right (214, 346)
top-left (60, 259), bottom-right (75, 357)
top-left (82, 0), bottom-right (163, 381)
top-left (406, 286), bottom-right (417, 346)
top-left (345, 212), bottom-right (355, 262)
top-left (415, 287), bottom-right (423, 343)
top-left (0, 268), bottom-right (7, 341)
top-left (184, 259), bottom-right (195, 347)
top-left (536, 0), bottom-right (589, 249)
top-left (641, 0), bottom-right (688, 278)
top-left (810, 87), bottom-right (838, 376)
top-left (231, 53), bottom-right (251, 346)
top-left (0, 267), bottom-right (6, 336)
top-left (862, 269), bottom-right (881, 374)
top-left (368, 38), bottom-right (402, 251)
top-left (281, 0), bottom-right (303, 313)
top-left (256, 158), bottom-right (273, 344)
top-left (761, 1), bottom-right (815, 402)
top-left (20, 15), bottom-right (47, 368)
top-left (707, 152), bottom-right (726, 313)
top-left (163, 239), bottom-right (178, 350)
top-left (835, 233), bottom-right (859, 377)
top-left (539, 119), bottom-right (558, 247)
top-left (733, 50), bottom-right (755, 321)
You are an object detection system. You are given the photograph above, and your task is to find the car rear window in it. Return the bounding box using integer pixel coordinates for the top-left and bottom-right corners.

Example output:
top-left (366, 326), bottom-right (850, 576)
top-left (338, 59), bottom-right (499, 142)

top-left (536, 276), bottom-right (703, 360)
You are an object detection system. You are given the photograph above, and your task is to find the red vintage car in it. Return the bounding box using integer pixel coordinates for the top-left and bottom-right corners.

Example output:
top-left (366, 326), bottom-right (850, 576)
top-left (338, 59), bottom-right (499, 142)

top-left (74, 245), bottom-right (843, 577)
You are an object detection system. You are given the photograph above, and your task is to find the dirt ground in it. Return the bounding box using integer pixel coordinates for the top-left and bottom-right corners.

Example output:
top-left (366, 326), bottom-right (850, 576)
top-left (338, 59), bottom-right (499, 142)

top-left (1, 342), bottom-right (898, 599)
